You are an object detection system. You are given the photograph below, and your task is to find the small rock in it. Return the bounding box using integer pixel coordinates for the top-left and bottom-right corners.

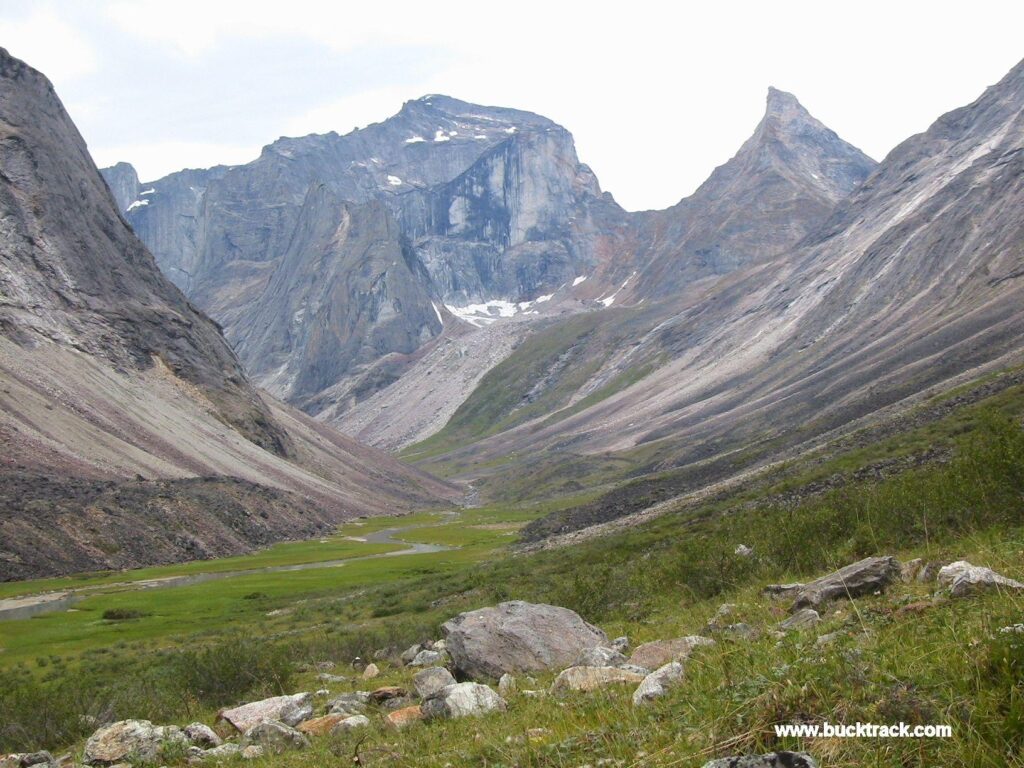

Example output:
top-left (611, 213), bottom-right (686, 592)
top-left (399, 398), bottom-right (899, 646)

top-left (317, 673), bottom-right (347, 684)
top-left (550, 666), bottom-right (645, 694)
top-left (368, 686), bottom-right (407, 704)
top-left (220, 693), bottom-right (313, 732)
top-left (182, 724), bottom-right (221, 749)
top-left (574, 645), bottom-right (628, 668)
top-left (413, 667), bottom-right (456, 699)
top-left (779, 608), bottom-right (820, 631)
top-left (296, 715), bottom-right (348, 736)
top-left (326, 691), bottom-right (370, 716)
top-left (763, 583), bottom-right (805, 599)
top-left (384, 706), bottom-right (424, 730)
top-left (790, 556), bottom-right (900, 610)
top-left (84, 721), bottom-right (187, 765)
top-left (361, 663), bottom-right (380, 680)
top-left (314, 661), bottom-right (336, 672)
top-left (628, 636), bottom-right (715, 669)
top-left (702, 751), bottom-right (817, 768)
top-left (917, 561), bottom-right (946, 582)
top-left (718, 623), bottom-right (758, 641)
top-left (242, 721), bottom-right (309, 754)
top-left (195, 744), bottom-right (240, 762)
top-left (900, 558), bottom-right (924, 582)
top-left (409, 649), bottom-right (446, 667)
top-left (999, 624), bottom-right (1024, 634)
top-left (734, 544), bottom-right (754, 557)
top-left (400, 644), bottom-right (424, 665)
top-left (239, 746), bottom-right (262, 760)
top-left (382, 696), bottom-right (416, 711)
top-left (432, 639), bottom-right (447, 652)
top-left (938, 560), bottom-right (1024, 598)
top-left (610, 636), bottom-right (630, 653)
top-left (632, 661), bottom-right (683, 706)
top-left (421, 682), bottom-right (506, 719)
top-left (497, 673), bottom-right (517, 697)
top-left (815, 631), bottom-right (841, 648)
top-left (330, 715), bottom-right (369, 733)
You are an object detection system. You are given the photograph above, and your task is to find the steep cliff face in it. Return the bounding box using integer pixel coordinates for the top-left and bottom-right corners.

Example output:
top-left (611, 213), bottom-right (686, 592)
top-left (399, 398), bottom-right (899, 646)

top-left (99, 160), bottom-right (139, 213)
top-left (232, 189), bottom-right (444, 408)
top-left (628, 88), bottom-right (876, 299)
top-left (0, 49), bottom-right (456, 579)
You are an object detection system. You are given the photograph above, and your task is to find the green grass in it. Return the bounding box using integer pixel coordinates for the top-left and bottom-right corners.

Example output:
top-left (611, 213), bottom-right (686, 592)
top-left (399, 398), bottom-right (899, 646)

top-left (3, 377), bottom-right (1024, 765)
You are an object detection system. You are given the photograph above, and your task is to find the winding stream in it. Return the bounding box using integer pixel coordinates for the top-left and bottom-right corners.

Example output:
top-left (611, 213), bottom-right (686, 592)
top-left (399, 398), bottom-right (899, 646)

top-left (0, 522), bottom-right (454, 622)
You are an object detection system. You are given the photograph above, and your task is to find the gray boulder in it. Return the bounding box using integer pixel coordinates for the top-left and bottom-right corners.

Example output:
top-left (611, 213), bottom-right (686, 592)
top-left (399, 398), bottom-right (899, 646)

top-left (220, 693), bottom-right (313, 732)
top-left (763, 584), bottom-right (805, 600)
top-left (409, 649), bottom-right (446, 667)
top-left (242, 721), bottom-right (309, 754)
top-left (550, 666), bottom-right (645, 694)
top-left (791, 556), bottom-right (900, 610)
top-left (413, 667), bottom-right (457, 699)
top-left (632, 661), bottom-right (684, 706)
top-left (441, 601), bottom-right (607, 679)
top-left (84, 720), bottom-right (187, 765)
top-left (498, 673), bottom-right (517, 697)
top-left (611, 636), bottom-right (630, 653)
top-left (421, 682), bottom-right (506, 719)
top-left (400, 643), bottom-right (424, 665)
top-left (195, 744), bottom-right (241, 762)
top-left (938, 561), bottom-right (1024, 598)
top-left (703, 752), bottom-right (817, 768)
top-left (331, 715), bottom-right (370, 733)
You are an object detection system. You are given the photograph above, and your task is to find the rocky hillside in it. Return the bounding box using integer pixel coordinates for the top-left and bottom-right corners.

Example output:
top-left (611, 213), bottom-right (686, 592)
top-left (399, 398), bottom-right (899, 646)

top-left (408, 57), bottom-right (1024, 537)
top-left (0, 48), bottom-right (456, 580)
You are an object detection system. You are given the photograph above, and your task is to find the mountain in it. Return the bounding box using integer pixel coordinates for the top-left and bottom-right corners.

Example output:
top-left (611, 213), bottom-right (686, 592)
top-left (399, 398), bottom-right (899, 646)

top-left (332, 89), bottom-right (877, 450)
top-left (103, 96), bottom-right (628, 411)
top-left (627, 87), bottom-right (876, 299)
top-left (0, 48), bottom-right (456, 580)
top-left (436, 57), bottom-right (1024, 538)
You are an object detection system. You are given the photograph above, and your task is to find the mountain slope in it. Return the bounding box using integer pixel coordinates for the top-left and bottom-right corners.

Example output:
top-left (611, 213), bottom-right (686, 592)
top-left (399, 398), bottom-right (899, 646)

top-left (0, 48), bottom-right (455, 580)
top-left (407, 58), bottom-right (1024, 539)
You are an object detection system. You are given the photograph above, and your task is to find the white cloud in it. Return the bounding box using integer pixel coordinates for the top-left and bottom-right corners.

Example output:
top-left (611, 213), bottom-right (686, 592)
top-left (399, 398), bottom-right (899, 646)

top-left (5, 0), bottom-right (1024, 209)
top-left (0, 6), bottom-right (98, 84)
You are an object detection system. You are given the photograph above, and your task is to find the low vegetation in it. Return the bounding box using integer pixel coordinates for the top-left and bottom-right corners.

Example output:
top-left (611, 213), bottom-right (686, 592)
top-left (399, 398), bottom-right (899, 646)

top-left (1, 374), bottom-right (1023, 765)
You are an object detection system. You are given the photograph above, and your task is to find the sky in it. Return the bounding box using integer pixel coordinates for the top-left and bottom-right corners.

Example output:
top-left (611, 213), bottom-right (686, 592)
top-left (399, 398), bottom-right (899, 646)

top-left (2, 1), bottom-right (1023, 211)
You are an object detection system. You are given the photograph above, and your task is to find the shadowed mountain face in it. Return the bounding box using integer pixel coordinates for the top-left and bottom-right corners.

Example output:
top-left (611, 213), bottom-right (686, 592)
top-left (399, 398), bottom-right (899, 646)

top-left (0, 49), bottom-right (456, 579)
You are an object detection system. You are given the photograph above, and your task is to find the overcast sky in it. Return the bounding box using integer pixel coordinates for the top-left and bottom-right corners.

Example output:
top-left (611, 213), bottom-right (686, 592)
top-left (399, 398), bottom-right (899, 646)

top-left (3, 0), bottom-right (1023, 211)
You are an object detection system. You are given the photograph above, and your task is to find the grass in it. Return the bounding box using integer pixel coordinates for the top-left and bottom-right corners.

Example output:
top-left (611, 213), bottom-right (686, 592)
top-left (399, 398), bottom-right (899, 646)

top-left (2, 376), bottom-right (1024, 765)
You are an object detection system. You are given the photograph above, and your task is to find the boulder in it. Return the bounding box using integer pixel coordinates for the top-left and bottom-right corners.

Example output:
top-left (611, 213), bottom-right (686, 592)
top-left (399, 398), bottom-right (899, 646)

top-left (84, 721), bottom-right (187, 765)
top-left (183, 724), bottom-right (221, 749)
top-left (331, 715), bottom-right (369, 733)
top-left (628, 636), bottom-right (715, 669)
top-left (790, 556), bottom-right (900, 610)
top-left (550, 666), bottom-right (645, 694)
top-left (413, 667), bottom-right (456, 699)
top-left (779, 608), bottom-right (820, 631)
top-left (220, 693), bottom-right (313, 732)
top-left (326, 691), bottom-right (369, 716)
top-left (361, 663), bottom-right (379, 680)
top-left (702, 751), bottom-right (817, 768)
top-left (632, 661), bottom-right (684, 706)
top-left (239, 746), bottom-right (263, 760)
top-left (242, 721), bottom-right (309, 754)
top-left (573, 645), bottom-right (628, 668)
top-left (384, 706), bottom-right (424, 730)
top-left (441, 601), bottom-right (607, 679)
top-left (611, 636), bottom-right (630, 653)
top-left (421, 682), bottom-right (506, 719)
top-left (938, 561), bottom-right (1024, 598)
top-left (900, 558), bottom-right (924, 582)
top-left (4, 755), bottom-right (56, 768)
